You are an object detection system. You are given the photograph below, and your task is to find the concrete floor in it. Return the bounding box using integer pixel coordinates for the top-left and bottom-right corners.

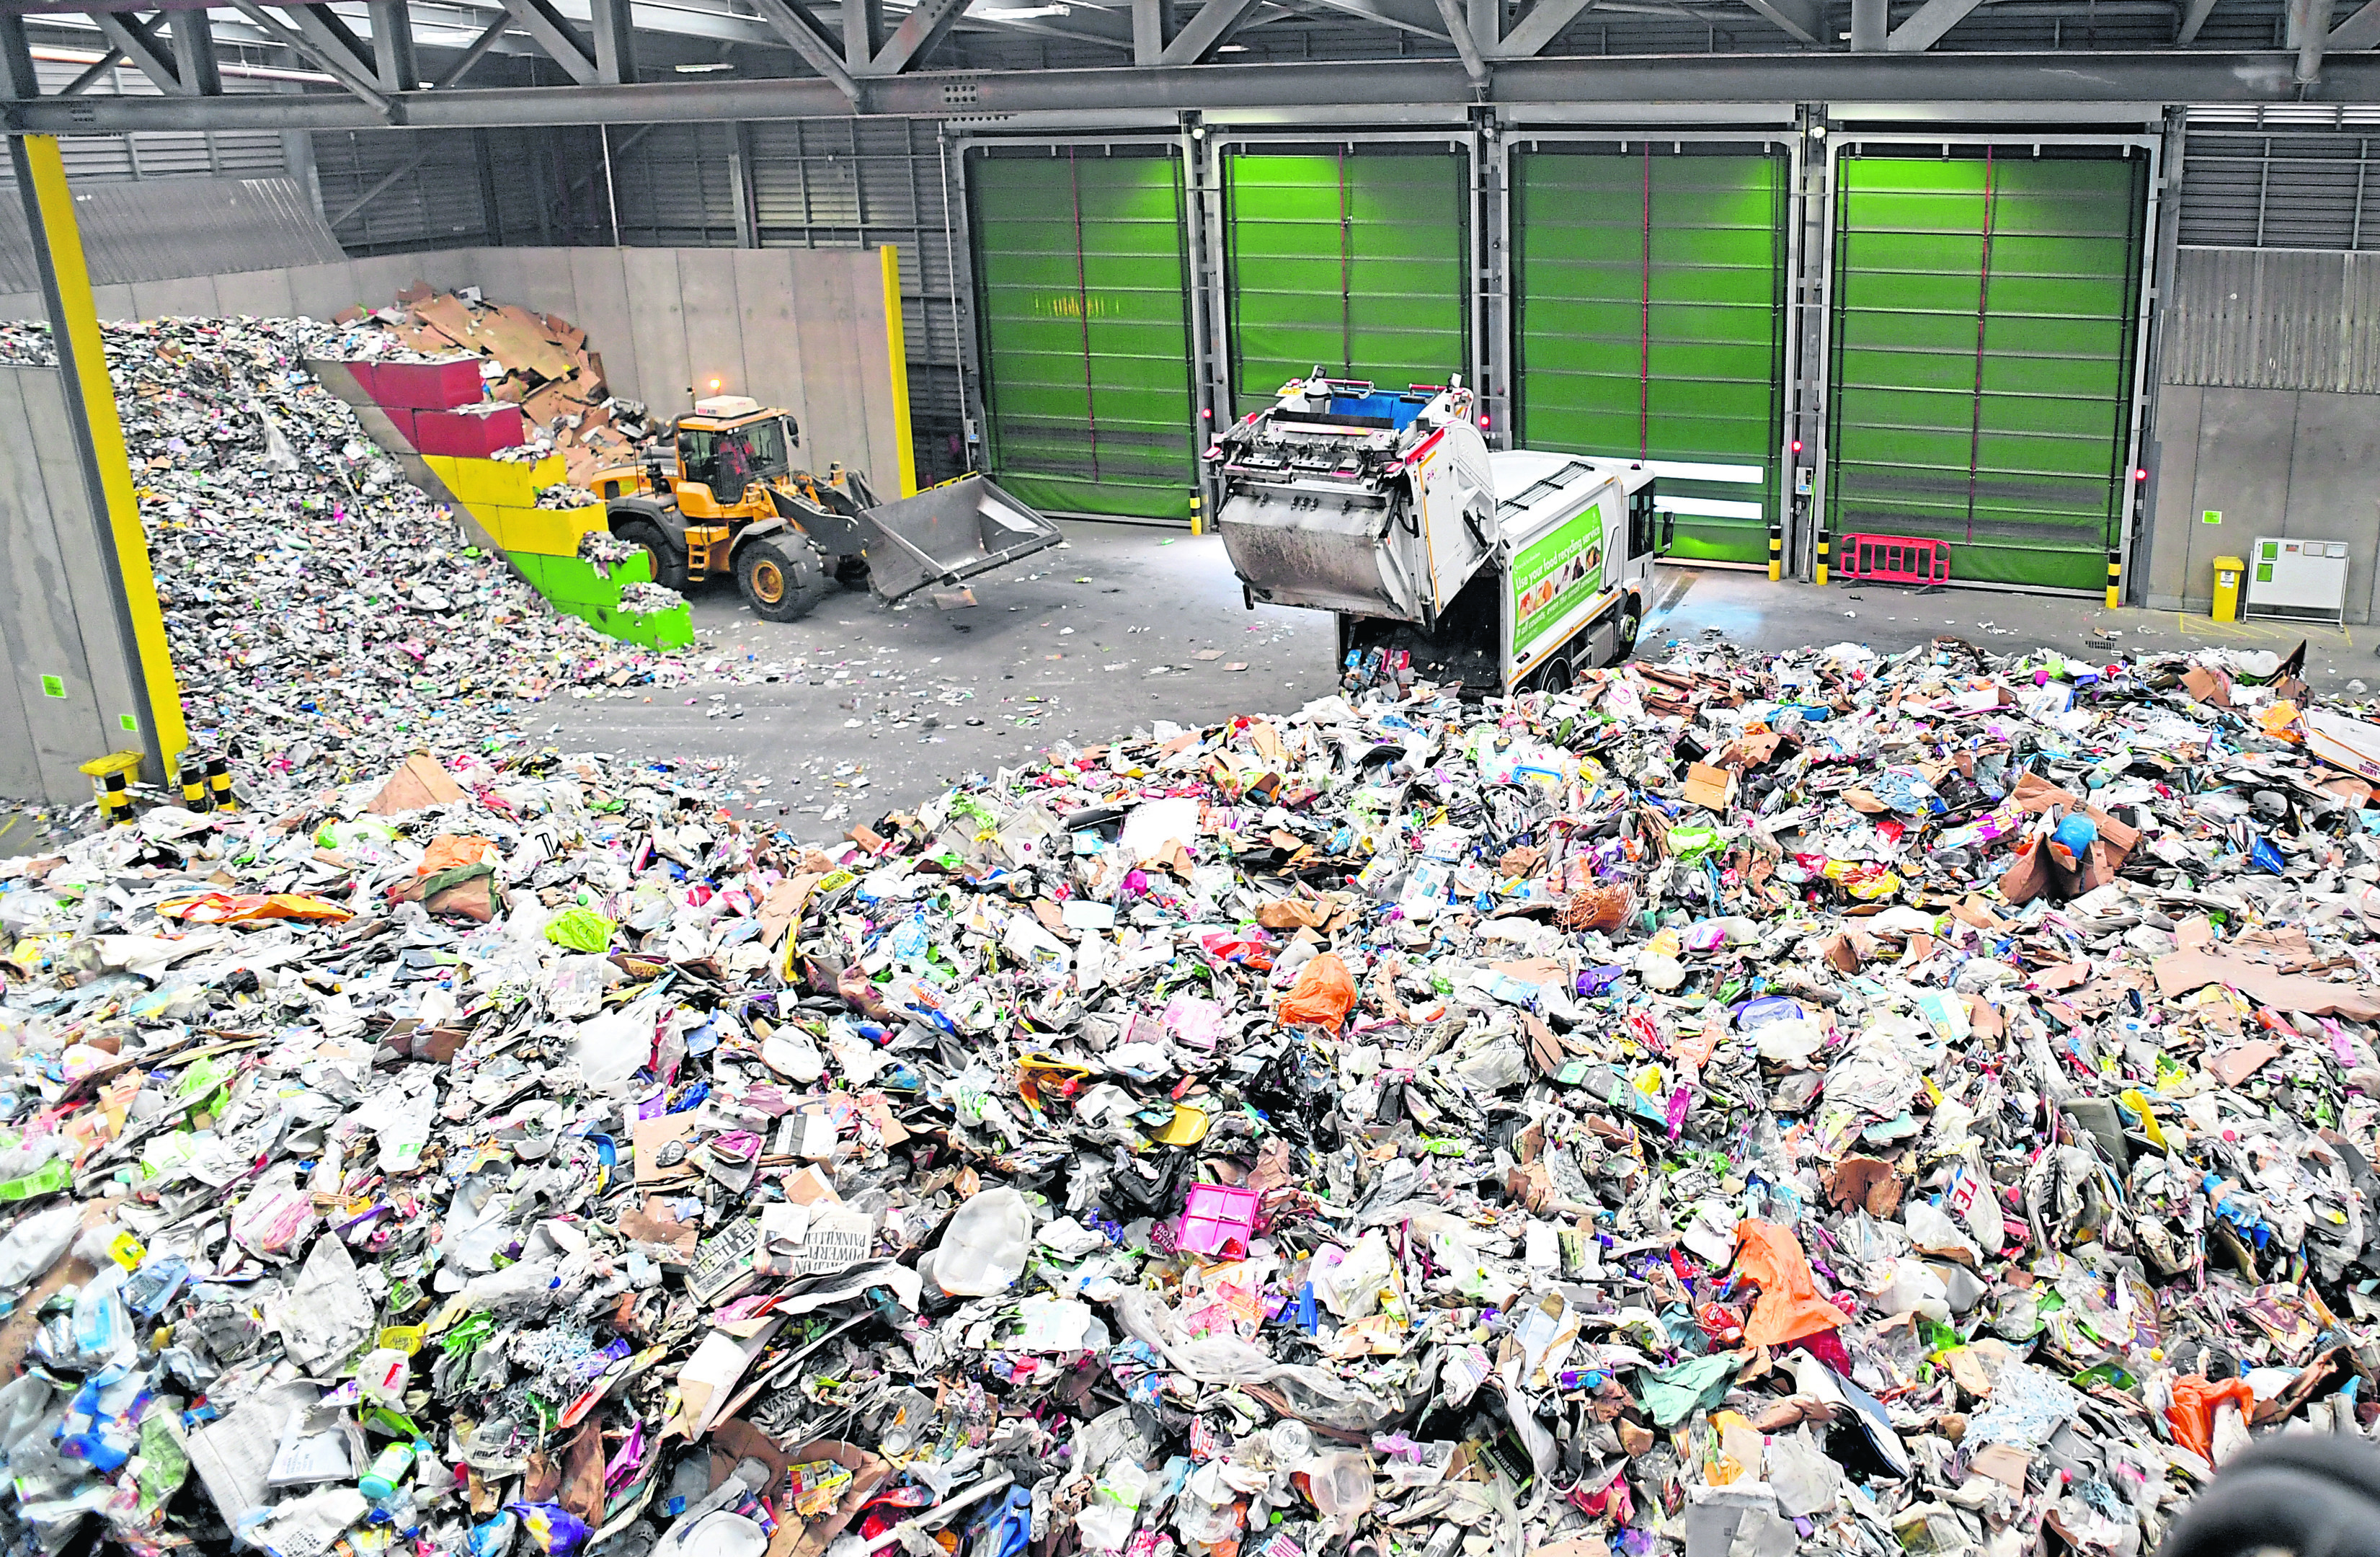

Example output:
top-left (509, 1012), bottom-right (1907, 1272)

top-left (538, 523), bottom-right (2376, 846)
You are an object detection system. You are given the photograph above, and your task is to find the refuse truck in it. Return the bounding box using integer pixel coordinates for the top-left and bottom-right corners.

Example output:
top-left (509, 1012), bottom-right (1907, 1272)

top-left (592, 394), bottom-right (1063, 622)
top-left (1211, 373), bottom-right (1664, 696)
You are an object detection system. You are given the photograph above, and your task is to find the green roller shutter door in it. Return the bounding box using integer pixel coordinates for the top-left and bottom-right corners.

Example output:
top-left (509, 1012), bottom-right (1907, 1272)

top-left (1514, 150), bottom-right (1787, 567)
top-left (1828, 152), bottom-right (2146, 592)
top-left (972, 150), bottom-right (1197, 522)
top-left (1224, 149), bottom-right (1467, 415)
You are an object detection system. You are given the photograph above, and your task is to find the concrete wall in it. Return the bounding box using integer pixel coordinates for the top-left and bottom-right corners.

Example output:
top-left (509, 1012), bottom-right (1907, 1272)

top-left (0, 244), bottom-right (907, 500)
top-left (2146, 386), bottom-right (2380, 624)
top-left (0, 365), bottom-right (150, 808)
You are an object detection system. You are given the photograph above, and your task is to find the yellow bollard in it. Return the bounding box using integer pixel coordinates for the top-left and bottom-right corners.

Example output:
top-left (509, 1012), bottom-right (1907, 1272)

top-left (77, 750), bottom-right (143, 827)
top-left (206, 755), bottom-right (236, 811)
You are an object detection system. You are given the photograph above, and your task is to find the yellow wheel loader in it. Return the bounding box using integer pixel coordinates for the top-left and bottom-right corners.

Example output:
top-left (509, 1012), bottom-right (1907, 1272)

top-left (590, 395), bottom-right (1062, 623)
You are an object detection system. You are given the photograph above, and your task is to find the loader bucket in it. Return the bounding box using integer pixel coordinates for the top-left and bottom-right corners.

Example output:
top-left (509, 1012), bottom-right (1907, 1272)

top-left (856, 475), bottom-right (1065, 603)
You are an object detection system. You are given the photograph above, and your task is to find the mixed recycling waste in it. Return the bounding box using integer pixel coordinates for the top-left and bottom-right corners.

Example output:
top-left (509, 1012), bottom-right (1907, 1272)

top-left (0, 316), bottom-right (768, 818)
top-left (6, 626), bottom-right (2380, 1557)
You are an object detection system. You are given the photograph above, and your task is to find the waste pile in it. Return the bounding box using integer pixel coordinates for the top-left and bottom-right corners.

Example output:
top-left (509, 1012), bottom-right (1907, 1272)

top-left (0, 316), bottom-right (763, 814)
top-left (6, 633), bottom-right (2380, 1557)
top-left (326, 284), bottom-right (652, 484)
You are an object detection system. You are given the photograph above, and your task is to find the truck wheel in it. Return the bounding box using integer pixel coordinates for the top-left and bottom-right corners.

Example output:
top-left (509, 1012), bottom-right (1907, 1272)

top-left (612, 516), bottom-right (688, 593)
top-left (1540, 655), bottom-right (1574, 693)
top-left (1607, 595), bottom-right (1643, 666)
top-left (737, 535), bottom-right (830, 623)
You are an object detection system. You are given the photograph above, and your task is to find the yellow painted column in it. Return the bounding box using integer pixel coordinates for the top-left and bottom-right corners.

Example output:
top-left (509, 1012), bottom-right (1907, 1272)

top-left (11, 133), bottom-right (187, 779)
top-left (881, 244), bottom-right (918, 497)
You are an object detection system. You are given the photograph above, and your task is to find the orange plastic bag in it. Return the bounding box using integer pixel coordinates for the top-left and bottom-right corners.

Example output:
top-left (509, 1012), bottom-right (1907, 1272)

top-left (1277, 952), bottom-right (1358, 1032)
top-left (157, 892), bottom-right (353, 925)
top-left (418, 834), bottom-right (499, 875)
top-left (2167, 1375), bottom-right (2255, 1460)
top-left (1733, 1219), bottom-right (1847, 1347)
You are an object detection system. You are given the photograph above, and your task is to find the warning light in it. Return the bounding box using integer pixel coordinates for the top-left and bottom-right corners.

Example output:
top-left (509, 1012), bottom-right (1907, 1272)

top-left (1201, 408), bottom-right (1212, 419)
top-left (709, 378), bottom-right (721, 391)
top-left (1791, 439), bottom-right (1803, 453)
top-left (1479, 414), bottom-right (1491, 429)
top-left (2133, 468), bottom-right (2148, 481)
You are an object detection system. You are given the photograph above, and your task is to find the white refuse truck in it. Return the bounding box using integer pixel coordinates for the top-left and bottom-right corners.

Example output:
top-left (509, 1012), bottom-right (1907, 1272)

top-left (1210, 372), bottom-right (1664, 697)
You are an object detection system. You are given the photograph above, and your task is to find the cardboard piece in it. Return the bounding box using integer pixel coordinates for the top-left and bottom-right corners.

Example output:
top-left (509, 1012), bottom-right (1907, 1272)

top-left (364, 753), bottom-right (468, 815)
top-left (1684, 763), bottom-right (1738, 812)
top-left (2151, 949), bottom-right (2380, 1019)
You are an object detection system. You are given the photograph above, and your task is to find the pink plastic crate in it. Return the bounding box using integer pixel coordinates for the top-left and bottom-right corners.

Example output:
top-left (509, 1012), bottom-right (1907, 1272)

top-left (1176, 1183), bottom-right (1260, 1258)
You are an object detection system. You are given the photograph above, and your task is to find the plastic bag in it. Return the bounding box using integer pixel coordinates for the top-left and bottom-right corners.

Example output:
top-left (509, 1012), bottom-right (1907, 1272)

top-left (545, 905), bottom-right (617, 953)
top-left (0, 1203), bottom-right (81, 1289)
top-left (1733, 1220), bottom-right (1847, 1346)
top-left (1276, 952), bottom-right (1356, 1031)
top-left (927, 1186), bottom-right (1031, 1296)
top-left (2167, 1375), bottom-right (2256, 1460)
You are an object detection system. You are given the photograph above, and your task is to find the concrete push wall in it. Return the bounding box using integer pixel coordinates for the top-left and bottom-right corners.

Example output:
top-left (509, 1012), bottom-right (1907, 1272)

top-left (0, 365), bottom-right (151, 807)
top-left (0, 244), bottom-right (910, 505)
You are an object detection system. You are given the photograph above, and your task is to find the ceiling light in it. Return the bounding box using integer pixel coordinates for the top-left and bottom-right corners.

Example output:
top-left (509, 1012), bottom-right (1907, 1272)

top-left (1217, 41), bottom-right (1250, 49)
top-left (971, 4), bottom-right (1072, 17)
top-left (674, 60), bottom-right (734, 71)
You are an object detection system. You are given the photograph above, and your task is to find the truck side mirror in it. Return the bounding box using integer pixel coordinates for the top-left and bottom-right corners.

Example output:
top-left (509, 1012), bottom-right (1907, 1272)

top-left (1660, 513), bottom-right (1677, 552)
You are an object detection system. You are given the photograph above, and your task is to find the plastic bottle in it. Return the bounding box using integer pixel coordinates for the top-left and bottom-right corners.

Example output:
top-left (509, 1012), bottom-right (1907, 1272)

top-left (927, 1186), bottom-right (1032, 1296)
top-left (360, 1438), bottom-right (427, 1501)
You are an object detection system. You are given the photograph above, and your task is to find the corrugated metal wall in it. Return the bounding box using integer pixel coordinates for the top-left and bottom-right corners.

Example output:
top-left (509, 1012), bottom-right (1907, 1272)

top-left (2161, 248), bottom-right (2380, 392)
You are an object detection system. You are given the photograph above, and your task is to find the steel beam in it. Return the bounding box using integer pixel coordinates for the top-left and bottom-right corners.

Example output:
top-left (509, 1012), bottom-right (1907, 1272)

top-left (1431, 0), bottom-right (1490, 79)
top-left (1849, 0), bottom-right (1886, 49)
top-left (587, 0), bottom-right (637, 81)
top-left (845, 0), bottom-right (882, 66)
top-left (1739, 0), bottom-right (1822, 42)
top-left (497, 0), bottom-right (601, 82)
top-left (170, 9), bottom-right (222, 94)
top-left (1493, 0), bottom-right (1597, 56)
top-left (284, 4), bottom-right (380, 83)
top-left (868, 0), bottom-right (971, 74)
top-left (432, 14), bottom-right (511, 85)
top-left (1133, 0), bottom-right (1173, 61)
top-left (1887, 0), bottom-right (1984, 50)
top-left (1303, 0), bottom-right (1455, 38)
top-left (2293, 0), bottom-right (2340, 76)
top-left (2332, 0), bottom-right (2380, 46)
top-left (1160, 0), bottom-right (1266, 61)
top-left (0, 12), bottom-right (42, 100)
top-left (221, 0), bottom-right (394, 107)
top-left (743, 0), bottom-right (864, 98)
top-left (2175, 0), bottom-right (2219, 40)
top-left (369, 0), bottom-right (419, 89)
top-left (8, 48), bottom-right (2371, 131)
top-left (59, 48), bottom-right (124, 95)
top-left (90, 11), bottom-right (183, 93)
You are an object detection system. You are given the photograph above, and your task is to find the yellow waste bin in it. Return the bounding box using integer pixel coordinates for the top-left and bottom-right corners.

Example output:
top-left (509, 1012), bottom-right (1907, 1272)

top-left (2211, 556), bottom-right (2244, 622)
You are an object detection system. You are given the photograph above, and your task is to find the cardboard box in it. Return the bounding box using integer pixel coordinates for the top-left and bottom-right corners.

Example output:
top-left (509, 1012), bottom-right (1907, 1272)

top-left (415, 404), bottom-right (525, 460)
top-left (373, 357), bottom-right (484, 412)
top-left (2307, 709), bottom-right (2380, 785)
top-left (1684, 762), bottom-right (1738, 812)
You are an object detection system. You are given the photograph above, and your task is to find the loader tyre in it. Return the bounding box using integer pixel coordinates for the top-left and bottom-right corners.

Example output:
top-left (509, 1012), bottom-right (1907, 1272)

top-left (610, 509), bottom-right (688, 593)
top-left (737, 534), bottom-right (831, 623)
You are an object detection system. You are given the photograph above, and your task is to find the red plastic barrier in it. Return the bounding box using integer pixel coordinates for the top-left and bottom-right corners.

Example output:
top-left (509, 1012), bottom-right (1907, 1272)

top-left (373, 358), bottom-right (485, 412)
top-left (1838, 533), bottom-right (1950, 587)
top-left (414, 404), bottom-right (525, 458)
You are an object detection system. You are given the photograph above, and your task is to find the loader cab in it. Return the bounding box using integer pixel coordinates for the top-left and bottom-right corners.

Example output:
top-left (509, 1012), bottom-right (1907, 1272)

top-left (673, 396), bottom-right (799, 514)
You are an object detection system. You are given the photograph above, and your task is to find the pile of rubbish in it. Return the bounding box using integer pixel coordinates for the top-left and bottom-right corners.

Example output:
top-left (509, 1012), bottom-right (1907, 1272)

top-left (0, 316), bottom-right (764, 813)
top-left (327, 284), bottom-right (653, 484)
top-left (6, 634), bottom-right (2380, 1557)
